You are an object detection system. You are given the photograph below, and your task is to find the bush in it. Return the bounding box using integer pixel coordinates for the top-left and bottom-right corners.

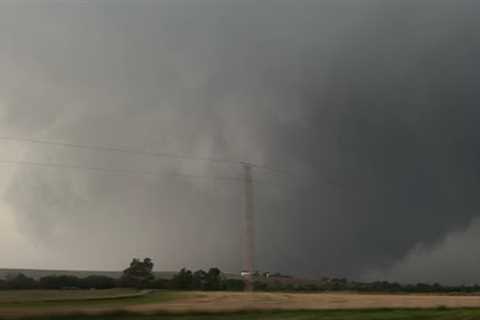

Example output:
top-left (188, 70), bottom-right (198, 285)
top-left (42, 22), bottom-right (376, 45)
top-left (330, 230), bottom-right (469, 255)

top-left (147, 278), bottom-right (170, 289)
top-left (6, 274), bottom-right (37, 290)
top-left (39, 275), bottom-right (81, 289)
top-left (253, 281), bottom-right (268, 291)
top-left (79, 276), bottom-right (116, 289)
top-left (223, 279), bottom-right (245, 291)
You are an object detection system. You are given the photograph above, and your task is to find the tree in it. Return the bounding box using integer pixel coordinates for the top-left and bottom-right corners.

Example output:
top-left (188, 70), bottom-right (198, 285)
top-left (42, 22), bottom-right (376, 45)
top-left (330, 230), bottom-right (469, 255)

top-left (6, 274), bottom-right (37, 290)
top-left (121, 258), bottom-right (155, 288)
top-left (0, 279), bottom-right (6, 290)
top-left (192, 270), bottom-right (207, 290)
top-left (171, 268), bottom-right (193, 290)
top-left (205, 268), bottom-right (222, 291)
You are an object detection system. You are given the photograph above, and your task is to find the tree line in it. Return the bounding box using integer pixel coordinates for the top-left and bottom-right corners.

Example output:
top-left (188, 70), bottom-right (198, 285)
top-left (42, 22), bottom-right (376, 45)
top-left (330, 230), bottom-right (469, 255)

top-left (2, 258), bottom-right (480, 293)
top-left (253, 278), bottom-right (480, 294)
top-left (0, 258), bottom-right (244, 291)
top-left (0, 273), bottom-right (116, 290)
top-left (118, 258), bottom-right (245, 291)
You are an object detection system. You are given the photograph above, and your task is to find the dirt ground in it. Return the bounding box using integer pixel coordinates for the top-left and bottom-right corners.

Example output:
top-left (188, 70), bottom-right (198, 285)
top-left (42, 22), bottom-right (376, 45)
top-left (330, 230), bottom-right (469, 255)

top-left (128, 292), bottom-right (480, 313)
top-left (4, 292), bottom-right (480, 318)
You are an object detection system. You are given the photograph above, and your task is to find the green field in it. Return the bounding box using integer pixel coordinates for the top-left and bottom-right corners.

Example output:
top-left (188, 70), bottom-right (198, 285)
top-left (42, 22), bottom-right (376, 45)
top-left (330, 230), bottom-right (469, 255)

top-left (10, 309), bottom-right (480, 320)
top-left (0, 289), bottom-right (140, 303)
top-left (0, 289), bottom-right (184, 310)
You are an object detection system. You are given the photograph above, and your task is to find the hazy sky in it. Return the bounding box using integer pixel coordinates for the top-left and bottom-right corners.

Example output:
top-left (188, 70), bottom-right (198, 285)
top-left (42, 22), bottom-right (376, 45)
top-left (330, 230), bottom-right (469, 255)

top-left (1, 0), bottom-right (480, 285)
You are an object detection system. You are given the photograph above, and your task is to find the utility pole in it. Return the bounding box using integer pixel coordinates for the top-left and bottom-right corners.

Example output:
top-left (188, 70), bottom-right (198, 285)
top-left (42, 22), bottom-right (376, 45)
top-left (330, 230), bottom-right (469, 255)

top-left (242, 162), bottom-right (255, 291)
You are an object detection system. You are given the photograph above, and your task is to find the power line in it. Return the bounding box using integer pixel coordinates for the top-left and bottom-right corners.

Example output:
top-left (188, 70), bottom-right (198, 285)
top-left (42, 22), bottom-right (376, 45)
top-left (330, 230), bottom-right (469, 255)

top-left (0, 136), bottom-right (289, 177)
top-left (0, 159), bottom-right (243, 183)
top-left (249, 163), bottom-right (292, 177)
top-left (0, 136), bottom-right (240, 166)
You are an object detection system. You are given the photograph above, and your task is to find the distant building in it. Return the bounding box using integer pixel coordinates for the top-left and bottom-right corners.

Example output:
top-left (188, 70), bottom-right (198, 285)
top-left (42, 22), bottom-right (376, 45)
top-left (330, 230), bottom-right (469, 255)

top-left (240, 271), bottom-right (253, 278)
top-left (269, 273), bottom-right (292, 279)
top-left (241, 271), bottom-right (272, 279)
top-left (240, 271), bottom-right (261, 278)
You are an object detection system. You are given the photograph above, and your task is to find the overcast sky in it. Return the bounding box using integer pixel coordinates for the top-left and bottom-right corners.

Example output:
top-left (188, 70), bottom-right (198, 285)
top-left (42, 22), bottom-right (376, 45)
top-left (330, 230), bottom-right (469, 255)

top-left (1, 0), bottom-right (480, 285)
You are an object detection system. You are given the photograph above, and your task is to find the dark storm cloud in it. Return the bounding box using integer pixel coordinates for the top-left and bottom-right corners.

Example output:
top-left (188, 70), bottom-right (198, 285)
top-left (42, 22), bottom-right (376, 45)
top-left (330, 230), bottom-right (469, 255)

top-left (1, 0), bottom-right (480, 283)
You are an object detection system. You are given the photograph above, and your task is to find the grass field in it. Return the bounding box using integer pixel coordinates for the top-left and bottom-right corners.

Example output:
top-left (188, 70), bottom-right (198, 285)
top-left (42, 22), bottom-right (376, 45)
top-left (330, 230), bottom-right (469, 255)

top-left (0, 289), bottom-right (186, 318)
top-left (3, 291), bottom-right (480, 319)
top-left (0, 289), bottom-right (144, 303)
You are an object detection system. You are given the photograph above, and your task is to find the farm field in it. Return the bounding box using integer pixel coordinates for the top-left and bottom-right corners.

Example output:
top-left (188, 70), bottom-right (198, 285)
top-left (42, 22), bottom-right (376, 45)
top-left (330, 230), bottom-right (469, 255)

top-left (3, 291), bottom-right (480, 319)
top-left (14, 309), bottom-right (480, 320)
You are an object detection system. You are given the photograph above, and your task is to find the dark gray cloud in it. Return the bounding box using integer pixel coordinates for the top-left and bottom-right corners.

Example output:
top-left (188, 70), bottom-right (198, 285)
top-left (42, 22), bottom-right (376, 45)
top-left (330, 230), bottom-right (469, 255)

top-left (1, 0), bottom-right (480, 283)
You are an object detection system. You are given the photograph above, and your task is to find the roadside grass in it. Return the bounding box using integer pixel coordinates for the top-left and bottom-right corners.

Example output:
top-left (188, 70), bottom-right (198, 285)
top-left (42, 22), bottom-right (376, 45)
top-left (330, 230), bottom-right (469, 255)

top-left (10, 308), bottom-right (480, 320)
